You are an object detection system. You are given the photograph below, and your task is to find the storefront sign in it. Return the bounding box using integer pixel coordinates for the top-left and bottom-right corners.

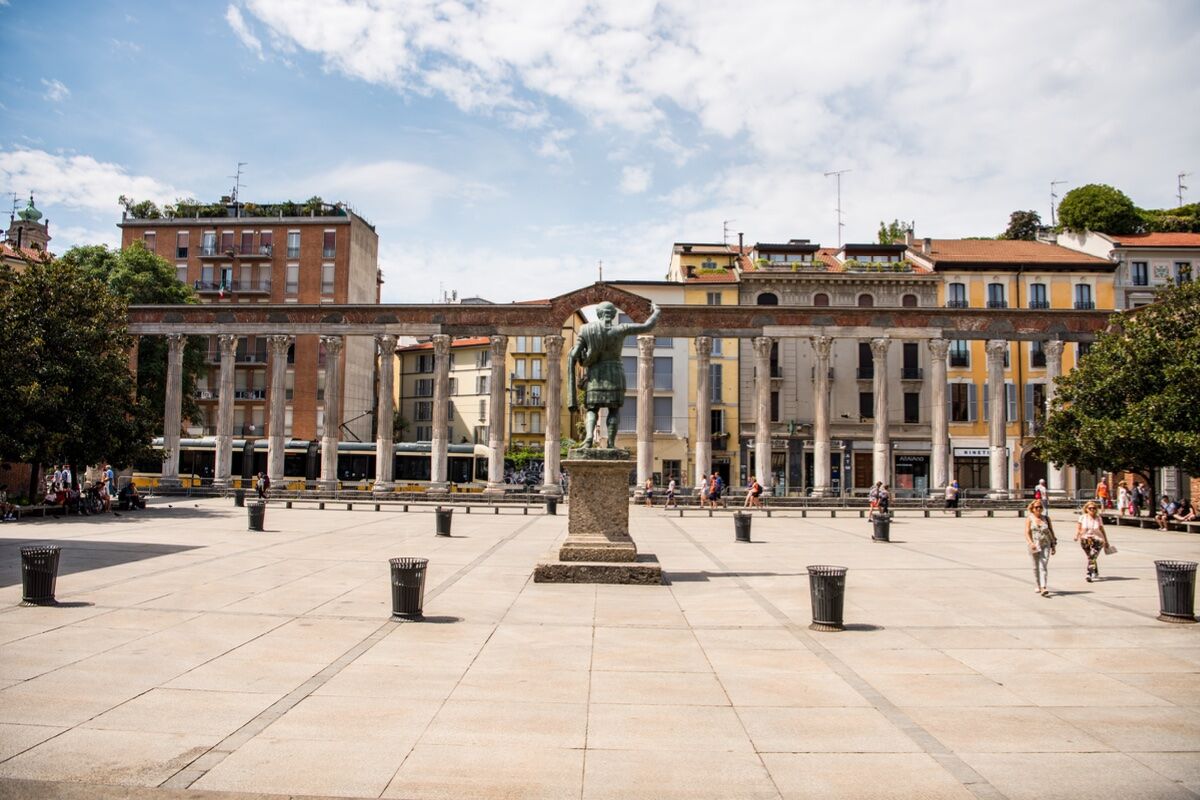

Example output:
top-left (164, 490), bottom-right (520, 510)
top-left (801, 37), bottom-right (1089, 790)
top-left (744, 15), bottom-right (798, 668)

top-left (953, 447), bottom-right (1009, 458)
top-left (895, 455), bottom-right (929, 464)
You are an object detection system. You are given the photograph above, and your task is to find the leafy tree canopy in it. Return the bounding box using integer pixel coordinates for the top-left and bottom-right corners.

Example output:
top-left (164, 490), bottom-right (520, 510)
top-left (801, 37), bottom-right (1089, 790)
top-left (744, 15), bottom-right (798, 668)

top-left (1140, 203), bottom-right (1200, 233)
top-left (1000, 209), bottom-right (1041, 240)
top-left (1034, 280), bottom-right (1200, 483)
top-left (1056, 184), bottom-right (1142, 235)
top-left (877, 219), bottom-right (909, 245)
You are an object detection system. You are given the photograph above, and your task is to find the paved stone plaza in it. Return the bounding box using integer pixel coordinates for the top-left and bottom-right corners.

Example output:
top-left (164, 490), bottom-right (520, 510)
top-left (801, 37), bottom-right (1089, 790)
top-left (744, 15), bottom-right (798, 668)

top-left (0, 500), bottom-right (1197, 800)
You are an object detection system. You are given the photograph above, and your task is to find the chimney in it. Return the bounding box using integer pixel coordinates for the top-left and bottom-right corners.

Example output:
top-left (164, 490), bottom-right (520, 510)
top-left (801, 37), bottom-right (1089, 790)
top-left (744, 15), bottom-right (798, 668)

top-left (921, 237), bottom-right (931, 255)
top-left (738, 232), bottom-right (744, 252)
top-left (904, 227), bottom-right (915, 247)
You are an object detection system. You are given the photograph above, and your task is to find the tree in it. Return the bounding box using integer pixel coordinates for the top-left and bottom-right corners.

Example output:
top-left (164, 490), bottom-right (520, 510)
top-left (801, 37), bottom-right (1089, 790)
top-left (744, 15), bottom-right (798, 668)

top-left (877, 219), bottom-right (908, 245)
top-left (1000, 210), bottom-right (1041, 240)
top-left (58, 243), bottom-right (205, 433)
top-left (1034, 280), bottom-right (1200, 492)
top-left (0, 259), bottom-right (156, 498)
top-left (1056, 184), bottom-right (1142, 235)
top-left (393, 412), bottom-right (410, 440)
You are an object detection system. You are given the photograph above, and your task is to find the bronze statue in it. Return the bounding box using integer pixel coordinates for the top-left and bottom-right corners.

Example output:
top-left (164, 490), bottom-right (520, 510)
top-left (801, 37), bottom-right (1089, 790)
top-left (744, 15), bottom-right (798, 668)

top-left (568, 301), bottom-right (661, 448)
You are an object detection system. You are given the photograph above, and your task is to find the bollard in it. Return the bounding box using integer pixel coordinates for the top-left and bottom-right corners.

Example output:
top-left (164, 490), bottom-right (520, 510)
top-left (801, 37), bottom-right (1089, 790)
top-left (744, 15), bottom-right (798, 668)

top-left (346, 503), bottom-right (353, 511)
top-left (375, 504), bottom-right (381, 512)
top-left (286, 501), bottom-right (293, 509)
top-left (435, 506), bottom-right (453, 536)
top-left (807, 565), bottom-right (847, 631)
top-left (234, 489), bottom-right (245, 508)
top-left (389, 557), bottom-right (428, 619)
top-left (247, 501), bottom-right (266, 532)
top-left (1155, 561), bottom-right (1197, 623)
top-left (734, 512), bottom-right (752, 543)
top-left (546, 497), bottom-right (558, 516)
top-left (20, 545), bottom-right (61, 605)
top-left (318, 502), bottom-right (325, 510)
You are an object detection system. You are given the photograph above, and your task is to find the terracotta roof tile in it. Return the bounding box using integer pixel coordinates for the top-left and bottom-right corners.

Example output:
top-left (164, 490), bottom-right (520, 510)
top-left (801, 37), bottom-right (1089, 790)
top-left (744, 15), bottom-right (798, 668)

top-left (1, 242), bottom-right (53, 262)
top-left (1108, 232), bottom-right (1200, 248)
top-left (397, 336), bottom-right (490, 352)
top-left (913, 239), bottom-right (1111, 266)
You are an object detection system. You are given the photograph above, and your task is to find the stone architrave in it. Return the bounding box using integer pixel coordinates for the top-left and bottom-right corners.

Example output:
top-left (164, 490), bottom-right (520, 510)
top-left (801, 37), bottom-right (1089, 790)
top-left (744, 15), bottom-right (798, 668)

top-left (374, 334), bottom-right (398, 493)
top-left (635, 335), bottom-right (655, 495)
top-left (484, 335), bottom-right (508, 494)
top-left (810, 336), bottom-right (833, 497)
top-left (928, 337), bottom-right (950, 493)
top-left (870, 337), bottom-right (891, 486)
top-left (428, 334), bottom-right (452, 494)
top-left (319, 335), bottom-right (344, 492)
top-left (1044, 340), bottom-right (1066, 498)
top-left (213, 334), bottom-right (238, 489)
top-left (694, 337), bottom-right (712, 487)
top-left (267, 334), bottom-right (291, 485)
top-left (753, 336), bottom-right (773, 489)
top-left (540, 335), bottom-right (565, 496)
top-left (985, 339), bottom-right (1009, 499)
top-left (160, 333), bottom-right (186, 489)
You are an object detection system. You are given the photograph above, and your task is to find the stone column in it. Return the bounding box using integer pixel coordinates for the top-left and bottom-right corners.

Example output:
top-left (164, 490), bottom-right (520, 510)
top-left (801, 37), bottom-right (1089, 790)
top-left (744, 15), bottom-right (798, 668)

top-left (810, 336), bottom-right (833, 497)
top-left (870, 337), bottom-right (891, 486)
top-left (986, 339), bottom-right (1009, 499)
top-left (928, 337), bottom-right (950, 494)
top-left (540, 335), bottom-right (564, 496)
top-left (635, 335), bottom-right (655, 495)
top-left (319, 335), bottom-right (344, 492)
top-left (694, 337), bottom-right (712, 487)
top-left (159, 333), bottom-right (186, 489)
top-left (753, 337), bottom-right (773, 489)
top-left (213, 334), bottom-right (237, 489)
top-left (484, 335), bottom-right (509, 494)
top-left (267, 334), bottom-right (291, 485)
top-left (1044, 340), bottom-right (1066, 498)
top-left (373, 334), bottom-right (398, 493)
top-left (428, 334), bottom-right (452, 493)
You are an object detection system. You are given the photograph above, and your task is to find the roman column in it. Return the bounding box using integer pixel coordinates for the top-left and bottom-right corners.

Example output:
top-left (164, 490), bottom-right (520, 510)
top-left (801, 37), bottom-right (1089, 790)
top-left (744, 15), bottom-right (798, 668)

top-left (810, 335), bottom-right (833, 497)
top-left (213, 333), bottom-right (237, 489)
top-left (540, 334), bottom-right (564, 496)
top-left (428, 334), bottom-right (452, 493)
top-left (870, 337), bottom-right (891, 486)
top-left (373, 334), bottom-right (398, 493)
top-left (753, 336), bottom-right (773, 490)
top-left (928, 337), bottom-right (950, 493)
top-left (319, 335), bottom-right (344, 492)
top-left (1044, 340), bottom-right (1066, 498)
top-left (694, 336), bottom-right (712, 487)
top-left (160, 333), bottom-right (186, 489)
top-left (636, 334), bottom-right (655, 494)
top-left (986, 339), bottom-right (1009, 499)
top-left (267, 334), bottom-right (291, 485)
top-left (484, 335), bottom-right (509, 494)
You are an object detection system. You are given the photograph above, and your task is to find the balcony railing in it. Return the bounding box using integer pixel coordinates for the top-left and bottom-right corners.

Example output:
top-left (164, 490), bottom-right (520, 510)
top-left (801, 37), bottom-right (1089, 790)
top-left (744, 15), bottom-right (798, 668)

top-left (235, 389), bottom-right (266, 400)
top-left (945, 299), bottom-right (970, 309)
top-left (233, 423), bottom-right (262, 436)
top-left (322, 247), bottom-right (336, 258)
top-left (900, 367), bottom-right (924, 380)
top-left (986, 300), bottom-right (1008, 309)
top-left (194, 389), bottom-right (214, 400)
top-left (856, 367), bottom-right (874, 380)
top-left (194, 280), bottom-right (272, 294)
top-left (810, 367), bottom-right (835, 381)
top-left (653, 416), bottom-right (673, 433)
top-left (949, 354), bottom-right (969, 368)
top-left (1028, 300), bottom-right (1050, 309)
top-left (198, 244), bottom-right (273, 259)
top-left (1074, 300), bottom-right (1095, 310)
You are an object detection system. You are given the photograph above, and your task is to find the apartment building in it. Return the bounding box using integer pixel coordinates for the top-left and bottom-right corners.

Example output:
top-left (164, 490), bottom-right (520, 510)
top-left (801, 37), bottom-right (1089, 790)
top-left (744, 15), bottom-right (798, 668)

top-left (118, 200), bottom-right (380, 442)
top-left (396, 337), bottom-right (492, 446)
top-left (1053, 230), bottom-right (1200, 309)
top-left (506, 334), bottom-right (550, 452)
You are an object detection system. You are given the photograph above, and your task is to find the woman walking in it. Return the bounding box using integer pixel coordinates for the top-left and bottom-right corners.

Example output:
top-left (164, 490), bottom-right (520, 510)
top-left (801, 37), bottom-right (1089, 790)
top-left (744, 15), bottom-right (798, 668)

top-left (1024, 500), bottom-right (1056, 596)
top-left (1075, 501), bottom-right (1110, 582)
top-left (1116, 481), bottom-right (1129, 515)
top-left (644, 477), bottom-right (655, 508)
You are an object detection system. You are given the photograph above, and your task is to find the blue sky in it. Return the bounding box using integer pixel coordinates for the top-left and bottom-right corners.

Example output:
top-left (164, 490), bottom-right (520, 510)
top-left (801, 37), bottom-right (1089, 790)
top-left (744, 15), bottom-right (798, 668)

top-left (2, 0), bottom-right (1197, 302)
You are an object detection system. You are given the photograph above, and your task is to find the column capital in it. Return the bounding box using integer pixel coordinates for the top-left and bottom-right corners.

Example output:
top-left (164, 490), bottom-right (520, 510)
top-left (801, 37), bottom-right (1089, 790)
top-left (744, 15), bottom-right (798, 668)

top-left (166, 332), bottom-right (187, 353)
top-left (927, 337), bottom-right (950, 359)
top-left (636, 334), bottom-right (655, 357)
top-left (869, 336), bottom-right (890, 359)
top-left (752, 335), bottom-right (773, 358)
top-left (810, 335), bottom-right (833, 359)
top-left (695, 336), bottom-right (712, 358)
top-left (1044, 339), bottom-right (1065, 359)
top-left (488, 334), bottom-right (508, 357)
top-left (985, 338), bottom-right (1007, 360)
top-left (545, 334), bottom-right (564, 358)
top-left (267, 334), bottom-right (291, 355)
top-left (320, 334), bottom-right (344, 355)
top-left (432, 333), bottom-right (451, 357)
top-left (217, 333), bottom-right (238, 354)
top-left (375, 333), bottom-right (398, 353)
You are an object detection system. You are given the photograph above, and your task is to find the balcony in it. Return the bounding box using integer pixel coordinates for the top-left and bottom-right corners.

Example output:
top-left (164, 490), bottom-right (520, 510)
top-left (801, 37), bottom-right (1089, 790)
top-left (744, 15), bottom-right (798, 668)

top-left (1028, 300), bottom-right (1050, 309)
top-left (986, 300), bottom-right (1008, 309)
top-left (654, 416), bottom-right (674, 433)
top-left (710, 431), bottom-right (728, 449)
top-left (900, 367), bottom-right (924, 380)
top-left (198, 243), bottom-right (273, 259)
top-left (233, 423), bottom-right (263, 436)
top-left (810, 367), bottom-right (835, 381)
top-left (235, 389), bottom-right (266, 400)
top-left (949, 354), bottom-right (969, 368)
top-left (512, 397), bottom-right (544, 407)
top-left (945, 299), bottom-right (970, 309)
top-left (193, 389), bottom-right (214, 400)
top-left (856, 367), bottom-right (874, 380)
top-left (194, 280), bottom-right (272, 295)
top-left (1074, 300), bottom-right (1095, 310)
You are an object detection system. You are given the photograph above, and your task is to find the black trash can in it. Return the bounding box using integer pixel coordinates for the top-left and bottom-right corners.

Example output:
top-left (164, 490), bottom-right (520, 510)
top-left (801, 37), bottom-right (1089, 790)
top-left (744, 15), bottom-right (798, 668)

top-left (807, 564), bottom-right (848, 631)
top-left (734, 512), bottom-right (752, 542)
top-left (234, 489), bottom-right (245, 507)
top-left (389, 557), bottom-right (429, 619)
top-left (1155, 560), bottom-right (1197, 624)
top-left (871, 514), bottom-right (890, 542)
top-left (247, 500), bottom-right (265, 532)
top-left (435, 506), bottom-right (453, 536)
top-left (546, 497), bottom-right (558, 516)
top-left (21, 545), bottom-right (61, 605)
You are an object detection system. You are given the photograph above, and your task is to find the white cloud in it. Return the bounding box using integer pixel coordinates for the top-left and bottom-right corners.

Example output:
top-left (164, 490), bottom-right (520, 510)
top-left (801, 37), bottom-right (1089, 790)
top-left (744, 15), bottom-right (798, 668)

top-left (536, 129), bottom-right (575, 162)
top-left (225, 4), bottom-right (264, 60)
top-left (40, 79), bottom-right (70, 102)
top-left (0, 148), bottom-right (184, 214)
top-left (619, 165), bottom-right (651, 194)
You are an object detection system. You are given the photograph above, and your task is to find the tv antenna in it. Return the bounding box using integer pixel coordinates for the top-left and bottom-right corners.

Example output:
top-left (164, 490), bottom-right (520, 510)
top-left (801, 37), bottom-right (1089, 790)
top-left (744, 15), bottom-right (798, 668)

top-left (1178, 172), bottom-right (1191, 207)
top-left (229, 162), bottom-right (247, 217)
top-left (8, 192), bottom-right (18, 223)
top-left (598, 260), bottom-right (603, 282)
top-left (823, 169), bottom-right (851, 247)
top-left (1049, 180), bottom-right (1067, 226)
top-left (722, 219), bottom-right (736, 246)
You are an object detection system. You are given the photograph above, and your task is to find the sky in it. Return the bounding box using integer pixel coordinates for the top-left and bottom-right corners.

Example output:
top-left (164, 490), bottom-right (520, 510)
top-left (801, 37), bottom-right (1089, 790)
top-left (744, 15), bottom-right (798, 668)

top-left (1, 0), bottom-right (1197, 303)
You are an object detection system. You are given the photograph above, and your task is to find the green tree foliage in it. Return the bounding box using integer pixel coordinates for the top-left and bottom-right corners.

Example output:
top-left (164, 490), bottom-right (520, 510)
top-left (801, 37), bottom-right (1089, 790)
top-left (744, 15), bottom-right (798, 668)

top-left (1034, 280), bottom-right (1200, 486)
top-left (58, 243), bottom-right (205, 432)
top-left (118, 194), bottom-right (162, 219)
top-left (393, 412), bottom-right (410, 440)
top-left (876, 219), bottom-right (908, 245)
top-left (1056, 184), bottom-right (1142, 235)
top-left (1141, 203), bottom-right (1200, 233)
top-left (1000, 210), bottom-right (1041, 240)
top-left (0, 259), bottom-right (156, 492)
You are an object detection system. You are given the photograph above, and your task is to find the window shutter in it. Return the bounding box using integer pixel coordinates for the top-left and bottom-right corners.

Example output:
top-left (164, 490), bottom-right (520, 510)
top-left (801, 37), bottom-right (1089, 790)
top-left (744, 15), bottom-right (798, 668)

top-left (1006, 382), bottom-right (1018, 422)
top-left (946, 390), bottom-right (953, 424)
top-left (1024, 384), bottom-right (1035, 430)
top-left (968, 383), bottom-right (978, 422)
top-left (982, 382), bottom-right (988, 421)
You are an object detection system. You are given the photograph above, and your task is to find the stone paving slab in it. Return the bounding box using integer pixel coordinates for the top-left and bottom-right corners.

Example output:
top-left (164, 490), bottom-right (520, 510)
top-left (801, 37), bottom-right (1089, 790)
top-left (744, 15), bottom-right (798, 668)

top-left (0, 499), bottom-right (1197, 799)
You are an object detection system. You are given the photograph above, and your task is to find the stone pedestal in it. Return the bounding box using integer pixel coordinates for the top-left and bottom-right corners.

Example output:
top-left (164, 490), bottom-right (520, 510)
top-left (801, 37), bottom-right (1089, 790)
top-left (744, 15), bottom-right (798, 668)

top-left (534, 449), bottom-right (662, 585)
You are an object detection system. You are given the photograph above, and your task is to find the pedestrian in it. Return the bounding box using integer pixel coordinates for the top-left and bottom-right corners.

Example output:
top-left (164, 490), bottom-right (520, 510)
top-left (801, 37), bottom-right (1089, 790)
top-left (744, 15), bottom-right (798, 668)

top-left (944, 479), bottom-right (960, 512)
top-left (255, 471), bottom-right (266, 499)
top-left (1096, 480), bottom-right (1111, 509)
top-left (1136, 482), bottom-right (1150, 517)
top-left (1034, 478), bottom-right (1048, 505)
top-left (1128, 482), bottom-right (1142, 517)
top-left (61, 464), bottom-right (73, 491)
top-left (1117, 481), bottom-right (1129, 515)
top-left (698, 475), bottom-right (709, 508)
top-left (666, 476), bottom-right (676, 508)
top-left (869, 481), bottom-right (882, 520)
top-left (878, 484), bottom-right (891, 516)
top-left (644, 477), bottom-right (654, 508)
top-left (1155, 495), bottom-right (1178, 531)
top-left (713, 472), bottom-right (725, 508)
top-left (744, 475), bottom-right (763, 508)
top-left (1075, 501), bottom-right (1111, 582)
top-left (1025, 499), bottom-right (1057, 596)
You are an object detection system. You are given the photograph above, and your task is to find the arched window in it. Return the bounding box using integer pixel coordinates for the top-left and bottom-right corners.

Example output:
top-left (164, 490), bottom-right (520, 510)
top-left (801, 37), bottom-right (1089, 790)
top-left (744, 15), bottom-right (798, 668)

top-left (857, 294), bottom-right (874, 307)
top-left (757, 292), bottom-right (778, 305)
top-left (813, 292), bottom-right (830, 307)
top-left (901, 294), bottom-right (918, 307)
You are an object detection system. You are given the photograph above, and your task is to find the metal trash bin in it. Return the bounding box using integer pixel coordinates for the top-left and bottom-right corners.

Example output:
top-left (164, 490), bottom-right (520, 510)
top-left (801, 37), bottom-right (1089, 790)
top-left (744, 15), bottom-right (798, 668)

top-left (546, 497), bottom-right (558, 516)
top-left (435, 507), bottom-right (453, 536)
top-left (21, 545), bottom-right (61, 605)
top-left (1155, 560), bottom-right (1197, 623)
top-left (389, 557), bottom-right (429, 619)
top-left (234, 489), bottom-right (245, 507)
top-left (247, 501), bottom-right (266, 532)
top-left (871, 514), bottom-right (890, 542)
top-left (807, 564), bottom-right (848, 631)
top-left (734, 512), bottom-right (752, 542)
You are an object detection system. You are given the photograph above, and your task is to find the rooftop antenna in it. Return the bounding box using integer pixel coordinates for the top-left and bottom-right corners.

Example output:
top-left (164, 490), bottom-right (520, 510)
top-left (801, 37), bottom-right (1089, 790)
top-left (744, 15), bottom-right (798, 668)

top-left (1178, 172), bottom-right (1191, 207)
top-left (598, 259), bottom-right (603, 282)
top-left (8, 192), bottom-right (18, 223)
top-left (823, 169), bottom-right (851, 247)
top-left (722, 219), bottom-right (736, 246)
top-left (229, 161), bottom-right (247, 218)
top-left (1049, 179), bottom-right (1067, 226)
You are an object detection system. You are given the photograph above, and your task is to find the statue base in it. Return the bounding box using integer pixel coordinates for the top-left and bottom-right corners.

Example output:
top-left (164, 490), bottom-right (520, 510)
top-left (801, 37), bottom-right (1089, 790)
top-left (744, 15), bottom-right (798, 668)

top-left (533, 449), bottom-right (662, 585)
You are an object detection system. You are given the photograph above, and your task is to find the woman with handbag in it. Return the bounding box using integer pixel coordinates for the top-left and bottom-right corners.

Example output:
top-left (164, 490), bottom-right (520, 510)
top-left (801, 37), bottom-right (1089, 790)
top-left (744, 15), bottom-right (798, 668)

top-left (1075, 501), bottom-right (1112, 582)
top-left (1025, 500), bottom-right (1056, 596)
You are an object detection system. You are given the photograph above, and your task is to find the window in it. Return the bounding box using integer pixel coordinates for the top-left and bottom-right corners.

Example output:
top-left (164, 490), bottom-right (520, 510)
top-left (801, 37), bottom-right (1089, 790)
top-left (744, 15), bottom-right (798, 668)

top-left (513, 359), bottom-right (526, 379)
top-left (622, 356), bottom-right (636, 389)
top-left (531, 359), bottom-right (542, 379)
top-left (706, 291), bottom-right (722, 305)
top-left (756, 292), bottom-right (778, 305)
top-left (143, 231), bottom-right (156, 251)
top-left (220, 231), bottom-right (234, 252)
top-left (322, 230), bottom-right (336, 258)
top-left (514, 412), bottom-right (526, 432)
top-left (285, 264), bottom-right (299, 296)
top-left (949, 340), bottom-right (969, 368)
top-left (415, 401), bottom-right (433, 422)
top-left (653, 356), bottom-right (672, 390)
top-left (201, 230), bottom-right (217, 256)
top-left (1131, 261), bottom-right (1148, 286)
top-left (711, 338), bottom-right (722, 356)
top-left (618, 405), bottom-right (636, 432)
top-left (710, 363), bottom-right (722, 403)
top-left (321, 263), bottom-right (335, 296)
top-left (947, 282), bottom-right (968, 308)
top-left (240, 231), bottom-right (253, 254)
top-left (711, 408), bottom-right (726, 434)
top-left (175, 263), bottom-right (187, 284)
top-left (653, 397), bottom-right (671, 432)
top-left (415, 425), bottom-right (432, 441)
top-left (662, 460), bottom-right (682, 481)
top-left (901, 342), bottom-right (920, 379)
top-left (769, 341), bottom-right (780, 378)
top-left (1176, 262), bottom-right (1192, 284)
top-left (1029, 283), bottom-right (1048, 309)
top-left (770, 390), bottom-right (780, 422)
top-left (901, 294), bottom-right (918, 307)
top-left (201, 264), bottom-right (214, 286)
top-left (286, 231), bottom-right (300, 258)
top-left (415, 379), bottom-right (433, 397)
top-left (530, 411), bottom-right (542, 434)
top-left (529, 385), bottom-right (541, 405)
top-left (857, 342), bottom-right (873, 379)
top-left (259, 230), bottom-right (273, 255)
top-left (857, 294), bottom-right (874, 307)
top-left (982, 382), bottom-right (1018, 421)
top-left (813, 292), bottom-right (830, 307)
top-left (175, 231), bottom-right (188, 258)
top-left (476, 375), bottom-right (489, 394)
top-left (859, 391), bottom-right (874, 419)
top-left (476, 350), bottom-right (490, 368)
top-left (474, 425), bottom-right (488, 444)
top-left (1078, 341), bottom-right (1092, 360)
top-left (448, 377), bottom-right (458, 396)
top-left (1031, 341), bottom-right (1046, 368)
top-left (514, 336), bottom-right (526, 352)
top-left (417, 354), bottom-right (434, 373)
top-left (903, 392), bottom-right (920, 423)
top-left (1074, 284), bottom-right (1094, 310)
top-left (950, 383), bottom-right (976, 422)
top-left (531, 336), bottom-right (543, 353)
top-left (987, 283), bottom-right (1007, 308)
top-left (1025, 383), bottom-right (1048, 435)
